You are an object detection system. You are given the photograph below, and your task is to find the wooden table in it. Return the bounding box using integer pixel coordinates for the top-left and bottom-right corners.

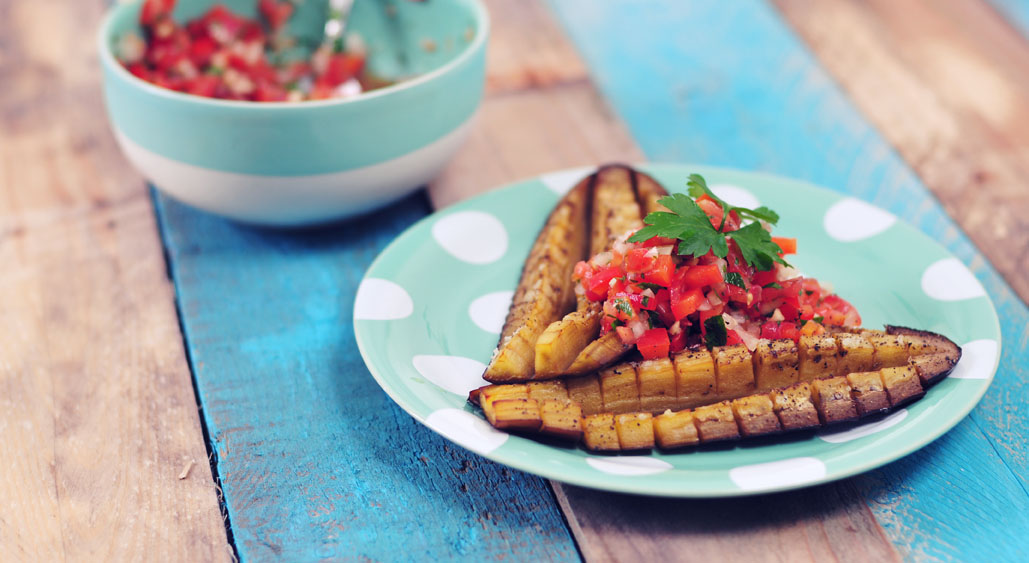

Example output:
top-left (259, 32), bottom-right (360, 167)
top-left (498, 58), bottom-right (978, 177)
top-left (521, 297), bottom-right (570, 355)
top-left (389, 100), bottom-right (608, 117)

top-left (3, 0), bottom-right (1028, 560)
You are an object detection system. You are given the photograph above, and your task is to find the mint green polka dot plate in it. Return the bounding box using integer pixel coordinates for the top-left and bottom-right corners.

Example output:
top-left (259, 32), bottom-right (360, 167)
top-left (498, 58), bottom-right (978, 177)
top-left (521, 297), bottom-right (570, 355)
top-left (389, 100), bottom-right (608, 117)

top-left (353, 164), bottom-right (1001, 497)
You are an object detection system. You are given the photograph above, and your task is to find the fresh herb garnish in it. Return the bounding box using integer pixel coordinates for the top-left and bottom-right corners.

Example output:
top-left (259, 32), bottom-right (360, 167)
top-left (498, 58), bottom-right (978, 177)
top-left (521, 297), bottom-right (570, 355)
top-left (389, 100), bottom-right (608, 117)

top-left (703, 315), bottom-right (728, 348)
top-left (641, 295), bottom-right (651, 307)
top-left (763, 282), bottom-right (782, 289)
top-left (645, 310), bottom-right (660, 328)
top-left (628, 174), bottom-right (790, 271)
top-left (686, 174), bottom-right (779, 229)
top-left (725, 272), bottom-right (747, 289)
top-left (813, 315), bottom-right (824, 324)
top-left (615, 298), bottom-right (634, 317)
top-left (611, 319), bottom-right (625, 328)
top-left (636, 282), bottom-right (664, 292)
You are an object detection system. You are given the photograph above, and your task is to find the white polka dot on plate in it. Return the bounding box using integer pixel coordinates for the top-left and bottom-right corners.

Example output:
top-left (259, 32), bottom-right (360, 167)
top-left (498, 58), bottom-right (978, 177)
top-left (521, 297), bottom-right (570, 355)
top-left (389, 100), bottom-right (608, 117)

top-left (949, 339), bottom-right (999, 380)
top-left (425, 408), bottom-right (508, 455)
top-left (540, 167), bottom-right (594, 195)
top-left (818, 409), bottom-right (908, 443)
top-left (353, 278), bottom-right (413, 320)
top-left (729, 457), bottom-right (827, 491)
top-left (412, 355), bottom-right (489, 396)
top-left (586, 456), bottom-right (673, 476)
top-left (432, 211), bottom-right (508, 265)
top-left (709, 184), bottom-right (760, 210)
top-left (921, 258), bottom-right (986, 301)
top-left (468, 291), bottom-right (514, 334)
top-left (823, 198), bottom-right (897, 242)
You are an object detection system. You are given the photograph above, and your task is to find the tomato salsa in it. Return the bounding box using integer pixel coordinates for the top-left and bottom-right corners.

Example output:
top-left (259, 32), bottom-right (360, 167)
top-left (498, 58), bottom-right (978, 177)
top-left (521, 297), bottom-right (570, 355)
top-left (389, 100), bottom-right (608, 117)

top-left (574, 179), bottom-right (861, 361)
top-left (116, 0), bottom-right (391, 101)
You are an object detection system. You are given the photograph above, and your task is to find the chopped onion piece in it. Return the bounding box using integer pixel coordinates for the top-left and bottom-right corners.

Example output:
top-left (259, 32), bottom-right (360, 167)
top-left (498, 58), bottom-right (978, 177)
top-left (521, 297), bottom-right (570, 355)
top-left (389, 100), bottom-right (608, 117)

top-left (770, 308), bottom-right (785, 322)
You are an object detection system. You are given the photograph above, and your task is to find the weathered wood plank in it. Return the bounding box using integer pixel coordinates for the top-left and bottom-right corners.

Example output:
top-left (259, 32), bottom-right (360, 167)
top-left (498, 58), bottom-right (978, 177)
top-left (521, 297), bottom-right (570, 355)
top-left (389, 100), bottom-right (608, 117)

top-left (428, 0), bottom-right (641, 208)
top-left (550, 0), bottom-right (1029, 560)
top-left (154, 191), bottom-right (580, 561)
top-left (776, 0), bottom-right (1029, 303)
top-left (0, 1), bottom-right (231, 560)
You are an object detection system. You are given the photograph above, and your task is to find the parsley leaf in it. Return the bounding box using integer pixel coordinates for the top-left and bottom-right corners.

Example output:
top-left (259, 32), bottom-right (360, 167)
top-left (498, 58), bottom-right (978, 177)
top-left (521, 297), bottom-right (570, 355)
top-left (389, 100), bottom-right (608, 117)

top-left (615, 298), bottom-right (634, 317)
top-left (628, 193), bottom-right (729, 258)
top-left (629, 174), bottom-right (790, 271)
top-left (727, 222), bottom-right (790, 271)
top-left (763, 282), bottom-right (782, 289)
top-left (724, 272), bottom-right (747, 289)
top-left (636, 282), bottom-right (664, 292)
top-left (703, 315), bottom-right (728, 348)
top-left (687, 174), bottom-right (779, 227)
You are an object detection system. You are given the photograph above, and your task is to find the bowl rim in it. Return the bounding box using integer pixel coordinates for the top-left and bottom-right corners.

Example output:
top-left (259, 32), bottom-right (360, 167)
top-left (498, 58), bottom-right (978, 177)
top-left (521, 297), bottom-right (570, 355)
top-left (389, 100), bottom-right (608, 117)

top-left (97, 0), bottom-right (490, 110)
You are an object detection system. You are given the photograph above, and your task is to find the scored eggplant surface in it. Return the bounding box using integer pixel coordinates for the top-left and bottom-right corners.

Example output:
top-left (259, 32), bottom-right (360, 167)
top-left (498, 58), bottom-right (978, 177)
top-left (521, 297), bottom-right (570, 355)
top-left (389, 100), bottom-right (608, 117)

top-left (470, 326), bottom-right (962, 451)
top-left (484, 164), bottom-right (669, 383)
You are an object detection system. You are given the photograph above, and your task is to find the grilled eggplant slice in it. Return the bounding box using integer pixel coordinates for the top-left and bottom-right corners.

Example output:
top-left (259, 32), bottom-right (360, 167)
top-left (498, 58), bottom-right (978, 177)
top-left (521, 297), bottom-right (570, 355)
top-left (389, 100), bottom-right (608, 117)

top-left (504, 356), bottom-right (952, 451)
top-left (482, 176), bottom-right (592, 382)
top-left (535, 165), bottom-right (667, 378)
top-left (471, 327), bottom-right (961, 441)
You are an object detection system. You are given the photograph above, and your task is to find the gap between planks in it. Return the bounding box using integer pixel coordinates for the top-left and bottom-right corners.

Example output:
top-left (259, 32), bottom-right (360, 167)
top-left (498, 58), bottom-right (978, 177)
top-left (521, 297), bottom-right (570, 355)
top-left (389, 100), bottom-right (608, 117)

top-left (428, 1), bottom-right (899, 561)
top-left (0, 0), bottom-right (231, 560)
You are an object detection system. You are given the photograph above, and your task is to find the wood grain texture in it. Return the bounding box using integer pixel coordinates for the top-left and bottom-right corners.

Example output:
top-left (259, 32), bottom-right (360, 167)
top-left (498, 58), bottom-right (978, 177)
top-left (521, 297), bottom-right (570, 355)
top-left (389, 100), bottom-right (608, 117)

top-left (428, 0), bottom-right (643, 208)
top-left (556, 481), bottom-right (898, 563)
top-left (0, 1), bottom-right (231, 560)
top-left (154, 192), bottom-right (580, 561)
top-left (550, 0), bottom-right (1029, 560)
top-left (775, 0), bottom-right (1029, 304)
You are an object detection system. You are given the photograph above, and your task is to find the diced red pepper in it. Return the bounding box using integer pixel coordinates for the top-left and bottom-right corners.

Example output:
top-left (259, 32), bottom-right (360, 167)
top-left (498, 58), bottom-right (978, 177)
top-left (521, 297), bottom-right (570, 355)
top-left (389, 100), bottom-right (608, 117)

top-left (141, 0), bottom-right (176, 26)
top-left (186, 74), bottom-right (220, 97)
top-left (680, 264), bottom-right (722, 288)
top-left (624, 248), bottom-right (653, 273)
top-left (322, 53), bottom-right (365, 87)
top-left (637, 235), bottom-right (678, 248)
top-left (636, 328), bottom-right (670, 360)
top-left (259, 0), bottom-right (294, 30)
top-left (670, 287), bottom-right (704, 321)
top-left (772, 236), bottom-right (797, 255)
top-left (640, 255), bottom-right (674, 287)
top-left (583, 265), bottom-right (620, 301)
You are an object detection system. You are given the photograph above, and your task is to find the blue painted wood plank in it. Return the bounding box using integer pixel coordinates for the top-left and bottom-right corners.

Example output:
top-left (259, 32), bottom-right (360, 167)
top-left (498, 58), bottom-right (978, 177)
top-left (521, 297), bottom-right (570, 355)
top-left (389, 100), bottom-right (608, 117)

top-left (153, 191), bottom-right (579, 562)
top-left (550, 0), bottom-right (1029, 560)
top-left (989, 0), bottom-right (1029, 39)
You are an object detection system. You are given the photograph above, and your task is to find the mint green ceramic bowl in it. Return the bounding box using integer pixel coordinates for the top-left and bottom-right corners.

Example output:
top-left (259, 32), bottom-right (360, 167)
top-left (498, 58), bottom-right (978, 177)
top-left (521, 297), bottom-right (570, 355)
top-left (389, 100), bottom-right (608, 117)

top-left (99, 0), bottom-right (488, 225)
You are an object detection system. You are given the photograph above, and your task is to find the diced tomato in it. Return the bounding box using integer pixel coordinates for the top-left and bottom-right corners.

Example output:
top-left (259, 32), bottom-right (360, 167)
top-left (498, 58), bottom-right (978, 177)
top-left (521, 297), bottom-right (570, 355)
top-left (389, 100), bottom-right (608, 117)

top-left (698, 303), bottom-right (724, 326)
top-left (652, 289), bottom-right (677, 327)
top-left (670, 287), bottom-right (704, 320)
top-left (259, 0), bottom-right (294, 30)
top-left (322, 53), bottom-right (365, 87)
top-left (624, 248), bottom-right (653, 273)
top-left (772, 236), bottom-right (797, 255)
top-left (636, 328), bottom-right (670, 360)
top-left (637, 235), bottom-right (677, 248)
top-left (255, 81), bottom-right (288, 101)
top-left (189, 36), bottom-right (217, 66)
top-left (584, 265), bottom-right (621, 301)
top-left (141, 0), bottom-right (176, 26)
top-left (640, 255), bottom-right (674, 287)
top-left (752, 269), bottom-right (777, 288)
top-left (680, 264), bottom-right (722, 289)
top-left (615, 325), bottom-right (636, 345)
top-left (669, 329), bottom-right (688, 353)
top-left (629, 292), bottom-right (657, 311)
top-left (696, 198), bottom-right (724, 230)
top-left (779, 322), bottom-right (800, 342)
top-left (127, 62), bottom-right (151, 80)
top-left (725, 330), bottom-right (743, 346)
top-left (186, 74), bottom-right (220, 97)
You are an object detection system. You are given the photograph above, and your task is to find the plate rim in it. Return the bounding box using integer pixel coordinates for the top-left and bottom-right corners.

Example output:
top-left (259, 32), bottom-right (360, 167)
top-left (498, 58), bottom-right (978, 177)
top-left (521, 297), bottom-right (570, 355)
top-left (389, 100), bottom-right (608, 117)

top-left (354, 162), bottom-right (1003, 497)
